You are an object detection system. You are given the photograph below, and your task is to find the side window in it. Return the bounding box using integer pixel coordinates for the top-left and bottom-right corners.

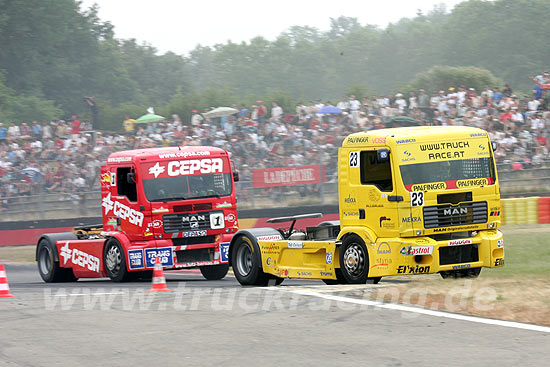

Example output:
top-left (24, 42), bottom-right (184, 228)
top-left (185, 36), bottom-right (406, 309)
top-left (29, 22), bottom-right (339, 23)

top-left (359, 151), bottom-right (393, 191)
top-left (117, 167), bottom-right (137, 202)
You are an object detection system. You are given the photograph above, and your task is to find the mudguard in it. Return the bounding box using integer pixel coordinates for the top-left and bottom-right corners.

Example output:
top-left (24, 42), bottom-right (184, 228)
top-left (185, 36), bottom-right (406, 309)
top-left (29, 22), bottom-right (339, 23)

top-left (228, 228), bottom-right (283, 266)
top-left (36, 232), bottom-right (78, 262)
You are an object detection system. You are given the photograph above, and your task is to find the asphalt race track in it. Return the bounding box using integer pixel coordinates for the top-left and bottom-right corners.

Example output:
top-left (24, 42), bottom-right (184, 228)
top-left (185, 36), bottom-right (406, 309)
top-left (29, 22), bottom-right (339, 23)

top-left (1, 264), bottom-right (548, 366)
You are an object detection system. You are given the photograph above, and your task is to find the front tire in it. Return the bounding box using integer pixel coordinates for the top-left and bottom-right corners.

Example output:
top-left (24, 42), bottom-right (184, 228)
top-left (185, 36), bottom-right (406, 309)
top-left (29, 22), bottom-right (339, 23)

top-left (200, 263), bottom-right (229, 280)
top-left (231, 235), bottom-right (268, 286)
top-left (103, 239), bottom-right (131, 282)
top-left (37, 240), bottom-right (77, 283)
top-left (339, 234), bottom-right (370, 284)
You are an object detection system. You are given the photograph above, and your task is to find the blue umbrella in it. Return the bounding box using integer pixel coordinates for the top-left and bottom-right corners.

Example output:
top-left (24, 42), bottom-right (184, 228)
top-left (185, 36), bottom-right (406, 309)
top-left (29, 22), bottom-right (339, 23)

top-left (317, 105), bottom-right (343, 114)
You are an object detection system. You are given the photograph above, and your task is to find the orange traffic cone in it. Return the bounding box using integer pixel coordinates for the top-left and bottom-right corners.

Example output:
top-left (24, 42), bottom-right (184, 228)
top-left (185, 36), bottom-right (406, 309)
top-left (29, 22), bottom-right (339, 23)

top-left (0, 264), bottom-right (14, 298)
top-left (147, 257), bottom-right (172, 293)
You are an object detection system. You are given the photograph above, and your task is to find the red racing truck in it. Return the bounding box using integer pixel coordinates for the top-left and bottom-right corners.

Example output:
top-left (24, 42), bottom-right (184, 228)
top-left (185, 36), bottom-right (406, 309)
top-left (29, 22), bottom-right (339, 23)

top-left (36, 146), bottom-right (239, 282)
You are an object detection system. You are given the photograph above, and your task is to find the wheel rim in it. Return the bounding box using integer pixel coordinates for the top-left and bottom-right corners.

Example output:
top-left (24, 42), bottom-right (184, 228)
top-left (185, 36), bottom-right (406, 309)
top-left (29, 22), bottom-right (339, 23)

top-left (343, 242), bottom-right (365, 277)
top-left (39, 246), bottom-right (52, 275)
top-left (236, 241), bottom-right (254, 276)
top-left (105, 245), bottom-right (122, 274)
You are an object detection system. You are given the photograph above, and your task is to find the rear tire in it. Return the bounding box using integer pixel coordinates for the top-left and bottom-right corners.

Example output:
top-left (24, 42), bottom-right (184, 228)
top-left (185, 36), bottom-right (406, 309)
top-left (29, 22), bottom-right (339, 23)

top-left (231, 235), bottom-right (269, 286)
top-left (37, 240), bottom-right (78, 283)
top-left (200, 263), bottom-right (229, 280)
top-left (339, 234), bottom-right (370, 284)
top-left (103, 239), bottom-right (131, 282)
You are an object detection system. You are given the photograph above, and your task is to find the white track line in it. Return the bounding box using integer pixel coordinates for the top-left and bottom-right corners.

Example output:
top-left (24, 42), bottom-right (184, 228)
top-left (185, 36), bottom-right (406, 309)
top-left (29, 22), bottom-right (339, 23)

top-left (272, 288), bottom-right (550, 334)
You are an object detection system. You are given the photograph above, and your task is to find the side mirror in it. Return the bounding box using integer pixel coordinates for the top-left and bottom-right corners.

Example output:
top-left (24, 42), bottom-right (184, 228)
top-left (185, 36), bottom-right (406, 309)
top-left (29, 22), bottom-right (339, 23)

top-left (233, 171), bottom-right (239, 182)
top-left (491, 141), bottom-right (498, 151)
top-left (377, 148), bottom-right (390, 163)
top-left (127, 172), bottom-right (136, 184)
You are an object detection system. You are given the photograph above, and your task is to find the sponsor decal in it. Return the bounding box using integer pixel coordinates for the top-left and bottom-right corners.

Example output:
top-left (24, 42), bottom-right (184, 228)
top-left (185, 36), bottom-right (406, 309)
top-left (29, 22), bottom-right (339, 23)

top-left (168, 158), bottom-right (223, 177)
top-left (60, 242), bottom-right (100, 272)
top-left (400, 245), bottom-right (433, 256)
top-left (326, 252), bottom-right (333, 265)
top-left (107, 156), bottom-right (132, 163)
top-left (470, 132), bottom-right (486, 137)
top-left (396, 138), bottom-right (416, 144)
top-left (490, 211), bottom-right (501, 216)
top-left (266, 257), bottom-right (276, 266)
top-left (448, 239), bottom-right (473, 246)
top-left (402, 216), bottom-right (421, 223)
top-left (320, 272), bottom-right (333, 277)
top-left (344, 195), bottom-right (356, 204)
top-left (288, 241), bottom-right (303, 249)
top-left (151, 220), bottom-right (163, 229)
top-left (216, 202), bottom-right (232, 208)
top-left (494, 258), bottom-right (504, 267)
top-left (219, 242), bottom-right (230, 262)
top-left (181, 230), bottom-right (208, 238)
top-left (452, 264), bottom-right (471, 270)
top-left (152, 207), bottom-right (169, 214)
top-left (145, 247), bottom-right (174, 268)
top-left (346, 136), bottom-right (369, 144)
top-left (158, 151), bottom-right (211, 159)
top-left (260, 243), bottom-right (281, 254)
top-left (128, 250), bottom-right (144, 270)
top-left (401, 150), bottom-right (415, 162)
top-left (107, 218), bottom-right (117, 226)
top-left (100, 172), bottom-right (111, 185)
top-left (433, 225), bottom-right (478, 233)
top-left (343, 211), bottom-right (360, 217)
top-left (479, 144), bottom-right (486, 151)
top-left (411, 182), bottom-right (446, 191)
top-left (102, 193), bottom-right (144, 227)
top-left (372, 137), bottom-right (386, 144)
top-left (144, 229), bottom-right (153, 237)
top-left (420, 141), bottom-right (470, 151)
top-left (428, 151), bottom-right (465, 160)
top-left (496, 239), bottom-right (504, 248)
top-left (148, 162), bottom-right (165, 178)
top-left (371, 257), bottom-right (392, 269)
top-left (456, 178), bottom-right (488, 188)
top-left (377, 242), bottom-right (391, 254)
top-left (225, 213), bottom-right (236, 222)
top-left (257, 235), bottom-right (283, 241)
top-left (397, 265), bottom-right (430, 274)
top-left (370, 263), bottom-right (390, 269)
top-left (297, 271), bottom-right (313, 276)
top-left (379, 216), bottom-right (392, 227)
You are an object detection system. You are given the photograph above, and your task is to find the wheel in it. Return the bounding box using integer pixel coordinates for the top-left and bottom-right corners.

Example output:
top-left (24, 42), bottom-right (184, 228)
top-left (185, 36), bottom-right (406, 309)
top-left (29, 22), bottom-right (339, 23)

top-left (322, 268), bottom-right (346, 285)
top-left (200, 263), bottom-right (229, 280)
top-left (231, 235), bottom-right (269, 286)
top-left (440, 267), bottom-right (481, 279)
top-left (103, 239), bottom-right (131, 282)
top-left (366, 277), bottom-right (382, 284)
top-left (339, 234), bottom-right (370, 284)
top-left (37, 240), bottom-right (78, 283)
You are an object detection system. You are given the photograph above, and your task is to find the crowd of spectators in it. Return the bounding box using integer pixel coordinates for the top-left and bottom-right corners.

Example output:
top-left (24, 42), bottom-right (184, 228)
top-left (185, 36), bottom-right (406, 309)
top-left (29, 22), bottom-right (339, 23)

top-left (2, 76), bottom-right (550, 209)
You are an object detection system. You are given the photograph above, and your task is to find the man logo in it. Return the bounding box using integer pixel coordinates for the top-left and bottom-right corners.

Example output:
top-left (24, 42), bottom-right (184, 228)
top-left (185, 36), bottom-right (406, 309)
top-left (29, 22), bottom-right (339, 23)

top-left (443, 207), bottom-right (468, 216)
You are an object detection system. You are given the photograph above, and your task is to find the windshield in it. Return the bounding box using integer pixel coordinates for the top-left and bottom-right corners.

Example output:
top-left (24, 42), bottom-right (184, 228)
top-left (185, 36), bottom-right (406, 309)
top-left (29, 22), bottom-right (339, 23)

top-left (400, 157), bottom-right (495, 189)
top-left (142, 173), bottom-right (233, 202)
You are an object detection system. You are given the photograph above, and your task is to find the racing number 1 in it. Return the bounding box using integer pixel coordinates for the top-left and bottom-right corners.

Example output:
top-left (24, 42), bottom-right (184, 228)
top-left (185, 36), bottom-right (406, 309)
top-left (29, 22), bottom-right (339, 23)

top-left (410, 191), bottom-right (424, 207)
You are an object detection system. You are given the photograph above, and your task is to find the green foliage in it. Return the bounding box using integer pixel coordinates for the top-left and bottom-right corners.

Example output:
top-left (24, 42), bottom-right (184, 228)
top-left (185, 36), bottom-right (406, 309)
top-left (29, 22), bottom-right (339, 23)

top-left (403, 65), bottom-right (504, 94)
top-left (0, 0), bottom-right (549, 125)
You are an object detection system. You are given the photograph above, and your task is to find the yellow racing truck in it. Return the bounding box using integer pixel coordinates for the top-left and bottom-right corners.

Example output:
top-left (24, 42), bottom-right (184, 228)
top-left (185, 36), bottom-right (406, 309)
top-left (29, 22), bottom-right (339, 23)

top-left (229, 126), bottom-right (504, 285)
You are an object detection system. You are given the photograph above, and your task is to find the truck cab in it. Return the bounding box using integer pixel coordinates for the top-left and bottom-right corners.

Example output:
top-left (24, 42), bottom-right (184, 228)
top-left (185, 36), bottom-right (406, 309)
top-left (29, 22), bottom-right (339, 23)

top-left (37, 146), bottom-right (239, 282)
top-left (229, 126), bottom-right (504, 285)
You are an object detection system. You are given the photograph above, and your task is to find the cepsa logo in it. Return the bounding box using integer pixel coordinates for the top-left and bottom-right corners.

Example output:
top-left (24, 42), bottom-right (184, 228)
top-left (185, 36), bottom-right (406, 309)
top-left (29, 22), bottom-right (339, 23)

top-left (102, 193), bottom-right (144, 227)
top-left (59, 242), bottom-right (100, 272)
top-left (148, 158), bottom-right (224, 178)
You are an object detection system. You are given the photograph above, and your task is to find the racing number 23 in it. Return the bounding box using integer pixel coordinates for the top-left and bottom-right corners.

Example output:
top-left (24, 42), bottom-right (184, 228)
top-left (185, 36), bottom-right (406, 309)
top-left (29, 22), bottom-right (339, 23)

top-left (349, 151), bottom-right (359, 167)
top-left (410, 191), bottom-right (424, 207)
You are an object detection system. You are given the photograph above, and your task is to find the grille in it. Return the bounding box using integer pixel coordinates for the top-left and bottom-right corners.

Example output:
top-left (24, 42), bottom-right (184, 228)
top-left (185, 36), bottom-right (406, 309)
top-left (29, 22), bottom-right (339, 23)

top-left (439, 245), bottom-right (479, 265)
top-left (171, 236), bottom-right (216, 246)
top-left (176, 248), bottom-right (213, 263)
top-left (163, 211), bottom-right (211, 233)
top-left (423, 201), bottom-right (487, 229)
